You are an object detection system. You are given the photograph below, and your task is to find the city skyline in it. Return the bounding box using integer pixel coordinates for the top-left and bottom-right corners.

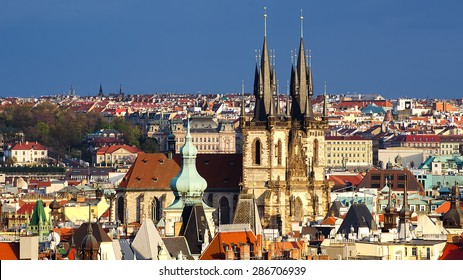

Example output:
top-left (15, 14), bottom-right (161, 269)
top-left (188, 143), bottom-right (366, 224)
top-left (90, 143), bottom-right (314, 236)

top-left (1, 1), bottom-right (462, 98)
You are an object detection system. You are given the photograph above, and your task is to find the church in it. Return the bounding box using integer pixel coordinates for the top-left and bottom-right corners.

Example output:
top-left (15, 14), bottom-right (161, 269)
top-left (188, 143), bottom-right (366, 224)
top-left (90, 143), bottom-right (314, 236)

top-left (116, 10), bottom-right (332, 236)
top-left (239, 10), bottom-right (332, 234)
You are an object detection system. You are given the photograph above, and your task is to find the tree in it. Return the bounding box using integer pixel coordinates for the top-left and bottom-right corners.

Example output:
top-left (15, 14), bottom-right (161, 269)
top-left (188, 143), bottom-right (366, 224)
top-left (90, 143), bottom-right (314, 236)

top-left (140, 137), bottom-right (160, 153)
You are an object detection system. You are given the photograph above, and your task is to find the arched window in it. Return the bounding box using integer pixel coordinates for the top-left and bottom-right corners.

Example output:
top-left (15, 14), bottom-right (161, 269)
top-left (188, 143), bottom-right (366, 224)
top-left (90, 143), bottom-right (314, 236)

top-left (117, 196), bottom-right (125, 224)
top-left (151, 197), bottom-right (162, 223)
top-left (277, 140), bottom-right (282, 165)
top-left (219, 197), bottom-right (230, 225)
top-left (253, 139), bottom-right (262, 165)
top-left (313, 139), bottom-right (319, 165)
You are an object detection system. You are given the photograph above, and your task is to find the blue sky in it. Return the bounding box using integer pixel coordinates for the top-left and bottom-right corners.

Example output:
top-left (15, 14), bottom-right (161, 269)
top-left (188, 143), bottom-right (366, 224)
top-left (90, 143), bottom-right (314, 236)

top-left (1, 0), bottom-right (462, 99)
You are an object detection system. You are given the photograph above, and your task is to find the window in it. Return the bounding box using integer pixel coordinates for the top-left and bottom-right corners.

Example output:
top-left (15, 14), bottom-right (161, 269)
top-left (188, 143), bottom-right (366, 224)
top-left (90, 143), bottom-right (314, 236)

top-left (419, 205), bottom-right (426, 212)
top-left (411, 247), bottom-right (417, 256)
top-left (253, 139), bottom-right (262, 165)
top-left (277, 140), bottom-right (282, 165)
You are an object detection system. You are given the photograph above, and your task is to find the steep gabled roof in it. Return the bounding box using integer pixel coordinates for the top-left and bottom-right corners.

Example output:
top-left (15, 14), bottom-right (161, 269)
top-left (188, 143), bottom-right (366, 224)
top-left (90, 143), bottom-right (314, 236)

top-left (29, 200), bottom-right (47, 226)
top-left (162, 236), bottom-right (194, 260)
top-left (179, 205), bottom-right (211, 255)
top-left (131, 218), bottom-right (167, 260)
top-left (337, 203), bottom-right (376, 234)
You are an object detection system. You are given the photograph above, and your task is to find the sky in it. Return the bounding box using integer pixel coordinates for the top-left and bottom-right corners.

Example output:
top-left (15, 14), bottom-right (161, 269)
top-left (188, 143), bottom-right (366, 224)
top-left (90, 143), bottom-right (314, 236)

top-left (1, 0), bottom-right (462, 99)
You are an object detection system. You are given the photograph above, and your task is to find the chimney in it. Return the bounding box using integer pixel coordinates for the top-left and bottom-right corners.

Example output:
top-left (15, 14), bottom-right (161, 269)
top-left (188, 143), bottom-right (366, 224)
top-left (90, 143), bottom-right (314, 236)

top-left (239, 244), bottom-right (250, 260)
top-left (225, 246), bottom-right (234, 260)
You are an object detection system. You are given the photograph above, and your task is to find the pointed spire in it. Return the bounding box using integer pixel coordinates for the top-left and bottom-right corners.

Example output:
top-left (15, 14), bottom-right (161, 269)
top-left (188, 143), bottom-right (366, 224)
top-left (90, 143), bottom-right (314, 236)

top-left (385, 176), bottom-right (393, 213)
top-left (264, 6), bottom-right (267, 37)
top-left (400, 173), bottom-right (411, 221)
top-left (286, 80), bottom-right (290, 116)
top-left (276, 80), bottom-right (280, 114)
top-left (99, 82), bottom-right (103, 96)
top-left (87, 203), bottom-right (93, 234)
top-left (119, 84), bottom-right (123, 95)
top-left (300, 9), bottom-right (304, 39)
top-left (308, 49), bottom-right (313, 97)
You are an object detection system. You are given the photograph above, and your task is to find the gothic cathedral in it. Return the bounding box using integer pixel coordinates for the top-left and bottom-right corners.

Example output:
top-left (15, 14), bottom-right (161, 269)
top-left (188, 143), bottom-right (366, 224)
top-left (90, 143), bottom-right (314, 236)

top-left (240, 11), bottom-right (332, 234)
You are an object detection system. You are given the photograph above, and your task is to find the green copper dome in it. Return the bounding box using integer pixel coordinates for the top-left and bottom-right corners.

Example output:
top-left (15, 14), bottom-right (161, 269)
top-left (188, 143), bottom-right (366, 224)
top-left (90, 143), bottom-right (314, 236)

top-left (169, 118), bottom-right (207, 206)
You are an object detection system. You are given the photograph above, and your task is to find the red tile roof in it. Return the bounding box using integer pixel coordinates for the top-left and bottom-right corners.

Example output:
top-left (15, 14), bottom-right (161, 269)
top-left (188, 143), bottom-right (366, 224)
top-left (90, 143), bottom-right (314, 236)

top-left (118, 153), bottom-right (242, 191)
top-left (329, 174), bottom-right (364, 189)
top-left (321, 216), bottom-right (337, 225)
top-left (439, 238), bottom-right (463, 260)
top-left (200, 231), bottom-right (259, 260)
top-left (52, 228), bottom-right (74, 242)
top-left (17, 202), bottom-right (35, 215)
top-left (11, 142), bottom-right (47, 151)
top-left (0, 243), bottom-right (20, 260)
top-left (96, 145), bottom-right (142, 155)
top-left (435, 201), bottom-right (463, 214)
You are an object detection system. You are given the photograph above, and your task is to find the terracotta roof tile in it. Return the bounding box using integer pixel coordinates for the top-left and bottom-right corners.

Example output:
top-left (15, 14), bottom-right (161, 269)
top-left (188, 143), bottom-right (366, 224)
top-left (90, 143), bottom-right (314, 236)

top-left (119, 153), bottom-right (241, 191)
top-left (200, 231), bottom-right (258, 260)
top-left (435, 201), bottom-right (463, 214)
top-left (0, 243), bottom-right (20, 260)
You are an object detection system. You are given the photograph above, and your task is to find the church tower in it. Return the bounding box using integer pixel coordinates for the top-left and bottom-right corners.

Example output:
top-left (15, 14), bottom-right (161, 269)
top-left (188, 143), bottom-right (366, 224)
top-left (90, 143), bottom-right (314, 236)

top-left (241, 9), bottom-right (331, 234)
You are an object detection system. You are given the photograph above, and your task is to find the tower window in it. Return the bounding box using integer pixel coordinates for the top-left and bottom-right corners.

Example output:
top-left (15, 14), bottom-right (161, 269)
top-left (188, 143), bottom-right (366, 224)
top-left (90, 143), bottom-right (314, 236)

top-left (253, 139), bottom-right (262, 165)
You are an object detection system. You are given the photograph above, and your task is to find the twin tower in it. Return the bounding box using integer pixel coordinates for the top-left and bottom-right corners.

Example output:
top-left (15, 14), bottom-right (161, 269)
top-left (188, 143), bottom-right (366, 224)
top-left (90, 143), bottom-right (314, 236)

top-left (240, 9), bottom-right (331, 234)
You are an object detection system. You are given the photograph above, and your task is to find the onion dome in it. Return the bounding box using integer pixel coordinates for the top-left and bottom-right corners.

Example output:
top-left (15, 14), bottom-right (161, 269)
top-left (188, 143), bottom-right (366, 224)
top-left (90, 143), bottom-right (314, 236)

top-left (49, 198), bottom-right (61, 210)
top-left (169, 117), bottom-right (207, 205)
top-left (81, 223), bottom-right (99, 252)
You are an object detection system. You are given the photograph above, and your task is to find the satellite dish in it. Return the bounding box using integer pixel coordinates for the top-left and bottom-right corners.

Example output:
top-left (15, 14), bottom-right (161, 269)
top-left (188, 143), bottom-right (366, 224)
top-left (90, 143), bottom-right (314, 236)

top-left (47, 232), bottom-right (61, 250)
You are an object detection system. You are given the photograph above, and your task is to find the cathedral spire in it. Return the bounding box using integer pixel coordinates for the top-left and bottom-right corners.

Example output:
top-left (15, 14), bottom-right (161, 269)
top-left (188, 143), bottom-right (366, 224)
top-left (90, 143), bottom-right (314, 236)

top-left (98, 82), bottom-right (103, 97)
top-left (264, 6), bottom-right (267, 37)
top-left (286, 80), bottom-right (290, 116)
top-left (290, 10), bottom-right (310, 122)
top-left (300, 9), bottom-right (304, 39)
top-left (253, 6), bottom-right (274, 121)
